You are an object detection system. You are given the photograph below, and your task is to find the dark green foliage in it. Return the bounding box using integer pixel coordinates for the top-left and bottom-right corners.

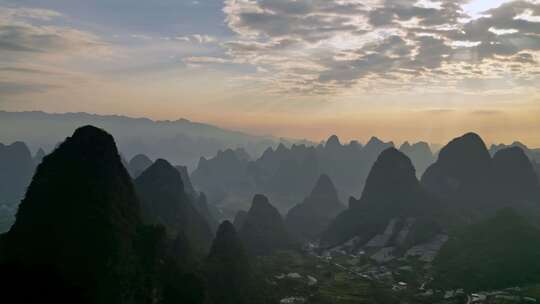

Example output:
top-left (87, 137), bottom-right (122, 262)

top-left (134, 159), bottom-right (213, 255)
top-left (205, 221), bottom-right (251, 304)
top-left (2, 126), bottom-right (141, 303)
top-left (434, 208), bottom-right (540, 291)
top-left (239, 194), bottom-right (294, 255)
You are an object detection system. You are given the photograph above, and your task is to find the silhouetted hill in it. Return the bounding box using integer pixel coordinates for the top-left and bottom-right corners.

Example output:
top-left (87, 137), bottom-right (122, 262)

top-left (490, 141), bottom-right (540, 163)
top-left (322, 148), bottom-right (440, 249)
top-left (493, 147), bottom-right (540, 200)
top-left (239, 194), bottom-right (293, 256)
top-left (421, 133), bottom-right (494, 215)
top-left (205, 221), bottom-right (251, 304)
top-left (128, 154), bottom-right (153, 178)
top-left (0, 126), bottom-right (143, 303)
top-left (286, 174), bottom-right (345, 241)
top-left (434, 208), bottom-right (540, 291)
top-left (134, 159), bottom-right (213, 254)
top-left (399, 141), bottom-right (434, 177)
top-left (422, 133), bottom-right (540, 221)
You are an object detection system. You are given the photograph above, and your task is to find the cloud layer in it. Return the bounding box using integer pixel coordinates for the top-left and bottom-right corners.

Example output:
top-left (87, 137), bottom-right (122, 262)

top-left (183, 0), bottom-right (540, 95)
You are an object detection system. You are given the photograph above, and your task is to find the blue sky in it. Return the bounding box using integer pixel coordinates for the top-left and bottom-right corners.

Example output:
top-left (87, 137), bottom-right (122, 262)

top-left (0, 0), bottom-right (539, 145)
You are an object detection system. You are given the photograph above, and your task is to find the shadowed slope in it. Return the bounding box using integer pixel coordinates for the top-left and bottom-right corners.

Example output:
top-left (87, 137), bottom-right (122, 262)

top-left (1, 126), bottom-right (141, 303)
top-left (286, 174), bottom-right (345, 241)
top-left (134, 159), bottom-right (213, 254)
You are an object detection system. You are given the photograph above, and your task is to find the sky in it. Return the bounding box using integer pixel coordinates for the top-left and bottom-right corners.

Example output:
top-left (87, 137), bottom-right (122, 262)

top-left (0, 0), bottom-right (539, 146)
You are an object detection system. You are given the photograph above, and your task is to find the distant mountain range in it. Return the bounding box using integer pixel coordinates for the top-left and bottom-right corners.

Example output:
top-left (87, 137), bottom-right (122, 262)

top-left (2, 123), bottom-right (540, 298)
top-left (0, 111), bottom-right (311, 169)
top-left (190, 135), bottom-right (436, 217)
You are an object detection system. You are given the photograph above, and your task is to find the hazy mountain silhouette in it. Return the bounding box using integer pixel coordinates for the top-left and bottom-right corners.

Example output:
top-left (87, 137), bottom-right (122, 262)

top-left (134, 159), bottom-right (213, 254)
top-left (128, 154), bottom-right (153, 178)
top-left (490, 141), bottom-right (540, 164)
top-left (192, 135), bottom-right (395, 215)
top-left (33, 148), bottom-right (46, 166)
top-left (233, 210), bottom-right (248, 231)
top-left (0, 111), bottom-right (296, 168)
top-left (239, 194), bottom-right (293, 256)
top-left (363, 136), bottom-right (395, 164)
top-left (322, 148), bottom-right (440, 248)
top-left (0, 141), bottom-right (34, 207)
top-left (399, 141), bottom-right (434, 177)
top-left (286, 174), bottom-right (345, 241)
top-left (434, 208), bottom-right (540, 291)
top-left (191, 149), bottom-right (255, 212)
top-left (0, 141), bottom-right (35, 232)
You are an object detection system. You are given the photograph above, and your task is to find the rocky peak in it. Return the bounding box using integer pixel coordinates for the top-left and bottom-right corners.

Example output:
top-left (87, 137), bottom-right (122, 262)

top-left (309, 174), bottom-right (340, 202)
top-left (358, 148), bottom-right (418, 204)
top-left (325, 135), bottom-right (341, 149)
top-left (239, 194), bottom-right (292, 255)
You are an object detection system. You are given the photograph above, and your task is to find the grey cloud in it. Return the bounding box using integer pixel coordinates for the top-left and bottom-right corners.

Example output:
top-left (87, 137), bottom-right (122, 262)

top-left (0, 24), bottom-right (104, 54)
top-left (219, 0), bottom-right (540, 94)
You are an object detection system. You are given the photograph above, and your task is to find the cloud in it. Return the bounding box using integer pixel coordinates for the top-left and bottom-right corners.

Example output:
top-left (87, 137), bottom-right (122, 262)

top-left (176, 34), bottom-right (218, 44)
top-left (211, 0), bottom-right (540, 95)
top-left (0, 6), bottom-right (111, 97)
top-left (0, 23), bottom-right (106, 54)
top-left (0, 6), bottom-right (109, 56)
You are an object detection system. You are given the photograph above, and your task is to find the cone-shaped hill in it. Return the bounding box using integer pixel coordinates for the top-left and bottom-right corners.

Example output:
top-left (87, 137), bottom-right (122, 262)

top-left (239, 194), bottom-right (293, 256)
top-left (128, 154), bottom-right (153, 178)
top-left (321, 148), bottom-right (440, 249)
top-left (134, 159), bottom-right (213, 254)
top-left (286, 174), bottom-right (345, 241)
top-left (0, 126), bottom-right (143, 303)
